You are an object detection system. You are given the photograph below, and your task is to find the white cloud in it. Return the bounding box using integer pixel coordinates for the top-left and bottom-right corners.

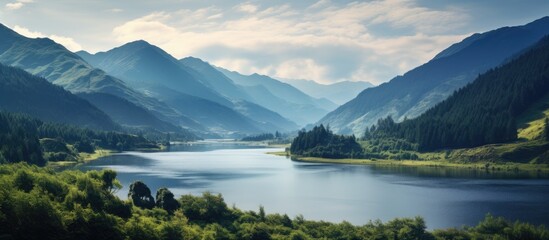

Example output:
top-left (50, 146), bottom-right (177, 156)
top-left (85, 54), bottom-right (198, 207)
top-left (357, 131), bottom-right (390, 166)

top-left (5, 2), bottom-right (23, 10)
top-left (5, 0), bottom-right (33, 10)
top-left (13, 25), bottom-right (83, 51)
top-left (111, 0), bottom-right (470, 84)
top-left (275, 59), bottom-right (328, 84)
top-left (236, 3), bottom-right (258, 13)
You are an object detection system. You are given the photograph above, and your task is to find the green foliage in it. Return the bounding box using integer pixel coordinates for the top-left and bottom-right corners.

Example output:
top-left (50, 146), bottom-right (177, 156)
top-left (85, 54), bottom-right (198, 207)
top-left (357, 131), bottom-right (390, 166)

top-left (241, 133), bottom-right (275, 141)
top-left (364, 36), bottom-right (549, 152)
top-left (156, 187), bottom-right (180, 214)
top-left (0, 111), bottom-right (158, 165)
top-left (291, 125), bottom-right (363, 158)
top-left (0, 163), bottom-right (547, 239)
top-left (129, 181), bottom-right (155, 209)
top-left (0, 112), bottom-right (45, 166)
top-left (179, 192), bottom-right (231, 225)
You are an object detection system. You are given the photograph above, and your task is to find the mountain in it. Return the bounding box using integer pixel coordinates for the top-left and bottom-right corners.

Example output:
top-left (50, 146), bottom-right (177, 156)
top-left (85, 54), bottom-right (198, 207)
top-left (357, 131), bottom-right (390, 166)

top-left (0, 23), bottom-right (188, 134)
top-left (0, 63), bottom-right (117, 130)
top-left (282, 79), bottom-right (374, 105)
top-left (77, 40), bottom-right (231, 107)
top-left (319, 16), bottom-right (549, 135)
top-left (76, 92), bottom-right (183, 132)
top-left (216, 68), bottom-right (338, 126)
top-left (79, 41), bottom-right (299, 135)
top-left (178, 57), bottom-right (300, 130)
top-left (365, 36), bottom-right (549, 151)
top-left (178, 57), bottom-right (251, 101)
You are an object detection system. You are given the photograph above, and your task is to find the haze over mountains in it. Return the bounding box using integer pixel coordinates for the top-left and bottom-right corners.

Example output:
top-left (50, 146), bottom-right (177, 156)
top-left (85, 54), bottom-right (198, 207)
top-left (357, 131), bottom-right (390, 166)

top-left (0, 63), bottom-right (118, 130)
top-left (319, 16), bottom-right (549, 135)
top-left (0, 24), bottom-right (192, 136)
top-left (1, 16), bottom-right (549, 140)
top-left (0, 22), bottom-right (338, 137)
top-left (281, 79), bottom-right (374, 105)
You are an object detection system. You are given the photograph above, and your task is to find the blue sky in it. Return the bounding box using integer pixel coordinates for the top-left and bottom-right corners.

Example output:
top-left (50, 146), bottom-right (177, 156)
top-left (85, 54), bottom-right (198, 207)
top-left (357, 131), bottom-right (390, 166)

top-left (1, 0), bottom-right (548, 84)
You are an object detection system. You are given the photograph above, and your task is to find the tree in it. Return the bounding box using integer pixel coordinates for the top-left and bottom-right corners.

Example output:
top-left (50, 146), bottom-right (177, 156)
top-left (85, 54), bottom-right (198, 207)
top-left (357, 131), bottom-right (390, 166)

top-left (156, 187), bottom-right (180, 214)
top-left (544, 118), bottom-right (549, 141)
top-left (128, 181), bottom-right (155, 209)
top-left (101, 170), bottom-right (121, 193)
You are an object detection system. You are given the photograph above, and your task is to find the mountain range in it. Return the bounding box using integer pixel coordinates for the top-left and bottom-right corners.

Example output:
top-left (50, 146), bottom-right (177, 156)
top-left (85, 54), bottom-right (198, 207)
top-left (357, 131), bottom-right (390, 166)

top-left (2, 17), bottom-right (549, 140)
top-left (0, 24), bottom-right (193, 136)
top-left (281, 79), bottom-right (374, 105)
top-left (216, 67), bottom-right (337, 125)
top-left (0, 63), bottom-right (118, 130)
top-left (0, 23), bottom-right (336, 137)
top-left (77, 40), bottom-right (302, 135)
top-left (319, 16), bottom-right (549, 135)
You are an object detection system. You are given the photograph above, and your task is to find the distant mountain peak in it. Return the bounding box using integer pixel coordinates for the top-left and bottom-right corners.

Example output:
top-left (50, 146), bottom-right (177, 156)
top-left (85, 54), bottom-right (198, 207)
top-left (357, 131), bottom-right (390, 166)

top-left (126, 39), bottom-right (151, 46)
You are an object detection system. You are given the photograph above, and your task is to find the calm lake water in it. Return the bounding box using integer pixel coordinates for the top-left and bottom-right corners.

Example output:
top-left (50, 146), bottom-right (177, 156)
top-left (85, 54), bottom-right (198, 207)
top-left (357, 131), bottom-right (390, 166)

top-left (81, 141), bottom-right (549, 229)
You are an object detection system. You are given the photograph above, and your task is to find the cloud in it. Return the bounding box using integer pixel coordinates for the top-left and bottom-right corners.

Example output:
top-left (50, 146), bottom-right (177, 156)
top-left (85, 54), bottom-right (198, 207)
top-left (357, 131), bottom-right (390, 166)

top-left (106, 8), bottom-right (123, 13)
top-left (236, 3), bottom-right (258, 13)
top-left (5, 2), bottom-right (23, 10)
top-left (5, 0), bottom-right (33, 10)
top-left (13, 25), bottom-right (83, 51)
top-left (112, 0), bottom-right (470, 84)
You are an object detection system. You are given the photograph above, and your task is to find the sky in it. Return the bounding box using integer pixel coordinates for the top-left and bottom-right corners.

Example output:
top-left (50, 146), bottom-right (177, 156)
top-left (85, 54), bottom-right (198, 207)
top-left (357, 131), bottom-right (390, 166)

top-left (1, 0), bottom-right (548, 85)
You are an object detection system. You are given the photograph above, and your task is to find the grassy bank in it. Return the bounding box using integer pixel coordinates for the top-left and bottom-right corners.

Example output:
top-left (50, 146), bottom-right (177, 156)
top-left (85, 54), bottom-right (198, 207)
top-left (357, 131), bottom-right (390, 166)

top-left (47, 148), bottom-right (115, 169)
top-left (268, 151), bottom-right (549, 176)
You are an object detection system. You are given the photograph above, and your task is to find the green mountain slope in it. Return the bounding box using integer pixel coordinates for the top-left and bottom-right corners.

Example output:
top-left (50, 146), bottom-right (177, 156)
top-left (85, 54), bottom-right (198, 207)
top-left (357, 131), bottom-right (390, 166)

top-left (0, 24), bottom-right (186, 134)
top-left (319, 16), bottom-right (549, 135)
top-left (0, 63), bottom-right (118, 130)
top-left (365, 36), bottom-right (549, 151)
top-left (78, 41), bottom-right (298, 134)
top-left (178, 57), bottom-right (299, 131)
top-left (77, 40), bottom-right (231, 106)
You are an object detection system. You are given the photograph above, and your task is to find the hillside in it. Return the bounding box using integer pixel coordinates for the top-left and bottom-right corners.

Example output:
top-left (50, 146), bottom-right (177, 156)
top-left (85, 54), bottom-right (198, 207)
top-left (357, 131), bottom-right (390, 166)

top-left (283, 79), bottom-right (374, 105)
top-left (364, 36), bottom-right (549, 152)
top-left (0, 24), bottom-right (186, 134)
top-left (0, 63), bottom-right (118, 130)
top-left (76, 92), bottom-right (188, 133)
top-left (77, 41), bottom-right (231, 106)
top-left (178, 57), bottom-right (299, 130)
top-left (79, 41), bottom-right (299, 134)
top-left (319, 16), bottom-right (549, 135)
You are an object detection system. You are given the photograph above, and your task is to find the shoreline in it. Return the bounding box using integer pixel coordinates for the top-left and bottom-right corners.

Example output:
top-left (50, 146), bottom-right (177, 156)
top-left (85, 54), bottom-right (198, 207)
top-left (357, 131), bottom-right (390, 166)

top-left (268, 151), bottom-right (549, 174)
top-left (47, 148), bottom-right (116, 170)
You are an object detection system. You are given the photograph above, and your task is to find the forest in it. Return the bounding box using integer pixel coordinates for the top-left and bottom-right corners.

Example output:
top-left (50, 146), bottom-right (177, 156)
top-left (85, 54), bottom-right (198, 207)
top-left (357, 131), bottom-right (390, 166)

top-left (1, 163), bottom-right (547, 240)
top-left (362, 36), bottom-right (549, 151)
top-left (0, 111), bottom-right (157, 166)
top-left (290, 125), bottom-right (363, 158)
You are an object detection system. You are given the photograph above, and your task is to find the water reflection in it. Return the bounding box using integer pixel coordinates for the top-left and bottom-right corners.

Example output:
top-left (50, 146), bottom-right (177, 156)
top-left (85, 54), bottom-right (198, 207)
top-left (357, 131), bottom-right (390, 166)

top-left (81, 142), bottom-right (549, 229)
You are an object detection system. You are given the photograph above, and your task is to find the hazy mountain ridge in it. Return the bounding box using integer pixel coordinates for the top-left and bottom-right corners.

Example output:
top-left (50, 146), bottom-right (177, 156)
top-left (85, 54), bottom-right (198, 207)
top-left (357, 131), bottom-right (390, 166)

top-left (319, 16), bottom-right (549, 135)
top-left (78, 41), bottom-right (299, 135)
top-left (0, 63), bottom-right (118, 130)
top-left (216, 67), bottom-right (338, 126)
top-left (0, 24), bottom-right (188, 134)
top-left (282, 79), bottom-right (374, 105)
top-left (77, 40), bottom-right (231, 107)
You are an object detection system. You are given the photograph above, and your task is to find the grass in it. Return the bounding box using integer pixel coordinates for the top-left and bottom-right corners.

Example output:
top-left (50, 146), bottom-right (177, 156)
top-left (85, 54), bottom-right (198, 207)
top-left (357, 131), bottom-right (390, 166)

top-left (284, 155), bottom-right (549, 174)
top-left (47, 148), bottom-right (115, 170)
top-left (78, 149), bottom-right (114, 162)
top-left (517, 92), bottom-right (549, 140)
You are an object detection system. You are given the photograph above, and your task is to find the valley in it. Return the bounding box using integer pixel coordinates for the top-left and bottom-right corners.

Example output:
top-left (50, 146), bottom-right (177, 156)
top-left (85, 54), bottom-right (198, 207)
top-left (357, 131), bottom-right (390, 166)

top-left (1, 3), bottom-right (549, 239)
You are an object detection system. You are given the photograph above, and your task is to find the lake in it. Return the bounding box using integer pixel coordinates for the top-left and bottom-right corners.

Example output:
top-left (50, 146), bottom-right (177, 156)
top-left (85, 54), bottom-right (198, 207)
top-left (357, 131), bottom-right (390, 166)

top-left (81, 141), bottom-right (549, 229)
